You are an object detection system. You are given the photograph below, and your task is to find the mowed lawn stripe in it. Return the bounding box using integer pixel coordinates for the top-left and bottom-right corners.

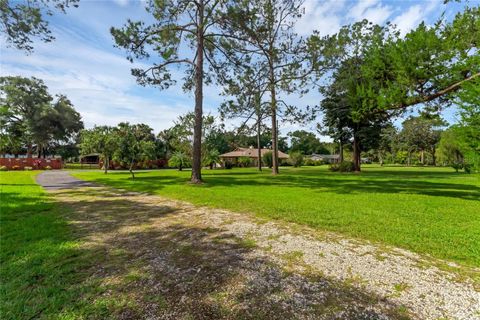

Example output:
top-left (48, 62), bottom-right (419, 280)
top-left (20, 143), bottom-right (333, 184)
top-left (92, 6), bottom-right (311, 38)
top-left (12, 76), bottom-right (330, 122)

top-left (74, 165), bottom-right (480, 267)
top-left (0, 172), bottom-right (101, 319)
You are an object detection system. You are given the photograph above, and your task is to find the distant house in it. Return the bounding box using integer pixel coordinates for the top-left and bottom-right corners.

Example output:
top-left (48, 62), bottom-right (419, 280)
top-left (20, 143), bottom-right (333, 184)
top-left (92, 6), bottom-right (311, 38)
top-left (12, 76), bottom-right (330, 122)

top-left (309, 154), bottom-right (340, 164)
top-left (219, 147), bottom-right (289, 167)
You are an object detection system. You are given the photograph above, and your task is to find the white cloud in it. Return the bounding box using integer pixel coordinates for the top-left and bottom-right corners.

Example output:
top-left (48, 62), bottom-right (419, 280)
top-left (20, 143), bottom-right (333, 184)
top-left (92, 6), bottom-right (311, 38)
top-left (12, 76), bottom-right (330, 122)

top-left (348, 0), bottom-right (393, 25)
top-left (296, 0), bottom-right (347, 36)
top-left (112, 0), bottom-right (130, 7)
top-left (392, 1), bottom-right (440, 36)
top-left (0, 20), bottom-right (196, 133)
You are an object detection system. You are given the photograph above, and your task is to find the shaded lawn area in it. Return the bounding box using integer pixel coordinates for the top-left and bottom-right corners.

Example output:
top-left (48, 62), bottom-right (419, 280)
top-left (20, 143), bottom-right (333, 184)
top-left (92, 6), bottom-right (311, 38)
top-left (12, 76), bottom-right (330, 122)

top-left (74, 165), bottom-right (480, 267)
top-left (1, 172), bottom-right (111, 319)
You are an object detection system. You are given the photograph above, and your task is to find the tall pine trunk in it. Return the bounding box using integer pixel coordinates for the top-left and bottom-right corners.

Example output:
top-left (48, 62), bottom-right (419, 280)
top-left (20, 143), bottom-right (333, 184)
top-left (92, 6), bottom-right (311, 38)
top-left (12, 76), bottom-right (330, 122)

top-left (352, 135), bottom-right (361, 172)
top-left (339, 141), bottom-right (344, 163)
top-left (256, 93), bottom-right (262, 171)
top-left (269, 62), bottom-right (279, 175)
top-left (104, 156), bottom-right (109, 174)
top-left (191, 1), bottom-right (204, 184)
top-left (257, 119), bottom-right (262, 171)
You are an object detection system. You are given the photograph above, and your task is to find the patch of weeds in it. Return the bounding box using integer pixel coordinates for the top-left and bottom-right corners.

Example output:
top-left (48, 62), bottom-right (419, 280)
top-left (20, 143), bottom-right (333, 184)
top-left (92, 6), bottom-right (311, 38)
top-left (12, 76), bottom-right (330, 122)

top-left (124, 269), bottom-right (147, 283)
top-left (374, 252), bottom-right (387, 262)
top-left (178, 244), bottom-right (199, 256)
top-left (238, 237), bottom-right (257, 249)
top-left (266, 233), bottom-right (281, 241)
top-left (144, 294), bottom-right (168, 309)
top-left (281, 250), bottom-right (304, 267)
top-left (393, 282), bottom-right (411, 294)
top-left (344, 274), bottom-right (368, 287)
top-left (394, 305), bottom-right (412, 320)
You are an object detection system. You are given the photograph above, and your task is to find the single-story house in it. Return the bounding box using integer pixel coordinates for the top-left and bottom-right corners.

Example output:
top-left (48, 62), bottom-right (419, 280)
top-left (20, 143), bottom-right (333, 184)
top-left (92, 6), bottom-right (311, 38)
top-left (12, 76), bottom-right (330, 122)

top-left (219, 147), bottom-right (289, 167)
top-left (309, 154), bottom-right (340, 164)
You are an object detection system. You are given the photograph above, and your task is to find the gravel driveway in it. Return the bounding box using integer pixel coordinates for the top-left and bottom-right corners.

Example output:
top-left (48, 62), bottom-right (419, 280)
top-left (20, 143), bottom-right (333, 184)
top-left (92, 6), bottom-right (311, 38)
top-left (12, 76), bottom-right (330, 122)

top-left (37, 171), bottom-right (480, 319)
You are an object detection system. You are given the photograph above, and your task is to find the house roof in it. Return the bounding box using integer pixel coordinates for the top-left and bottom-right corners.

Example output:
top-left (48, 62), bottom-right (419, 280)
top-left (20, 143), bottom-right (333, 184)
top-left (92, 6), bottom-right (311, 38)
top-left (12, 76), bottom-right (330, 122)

top-left (310, 154), bottom-right (340, 159)
top-left (220, 147), bottom-right (289, 159)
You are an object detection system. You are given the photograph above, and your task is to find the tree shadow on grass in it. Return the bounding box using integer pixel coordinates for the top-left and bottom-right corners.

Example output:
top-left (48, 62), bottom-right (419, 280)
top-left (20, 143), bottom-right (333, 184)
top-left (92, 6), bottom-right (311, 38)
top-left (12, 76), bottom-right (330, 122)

top-left (17, 186), bottom-right (412, 319)
top-left (112, 171), bottom-right (480, 201)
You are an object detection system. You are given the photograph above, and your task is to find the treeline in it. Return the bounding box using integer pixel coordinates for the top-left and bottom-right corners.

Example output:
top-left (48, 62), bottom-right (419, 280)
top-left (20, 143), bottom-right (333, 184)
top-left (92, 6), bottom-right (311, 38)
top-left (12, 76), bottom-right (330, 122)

top-left (0, 77), bottom-right (83, 159)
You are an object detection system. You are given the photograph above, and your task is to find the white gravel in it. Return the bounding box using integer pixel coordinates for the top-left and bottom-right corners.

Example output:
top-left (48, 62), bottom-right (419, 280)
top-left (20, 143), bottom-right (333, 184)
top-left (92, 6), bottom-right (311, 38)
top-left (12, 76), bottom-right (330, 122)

top-left (45, 173), bottom-right (480, 320)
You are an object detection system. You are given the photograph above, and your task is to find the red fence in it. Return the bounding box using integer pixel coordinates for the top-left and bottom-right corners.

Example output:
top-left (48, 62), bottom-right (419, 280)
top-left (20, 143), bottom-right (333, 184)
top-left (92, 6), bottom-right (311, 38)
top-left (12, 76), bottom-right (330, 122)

top-left (0, 158), bottom-right (63, 170)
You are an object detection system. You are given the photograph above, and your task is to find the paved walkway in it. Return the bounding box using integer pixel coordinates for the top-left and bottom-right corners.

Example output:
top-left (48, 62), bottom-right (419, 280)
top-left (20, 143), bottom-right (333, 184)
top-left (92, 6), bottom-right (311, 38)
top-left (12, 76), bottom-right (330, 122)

top-left (36, 170), bottom-right (96, 190)
top-left (35, 171), bottom-right (480, 320)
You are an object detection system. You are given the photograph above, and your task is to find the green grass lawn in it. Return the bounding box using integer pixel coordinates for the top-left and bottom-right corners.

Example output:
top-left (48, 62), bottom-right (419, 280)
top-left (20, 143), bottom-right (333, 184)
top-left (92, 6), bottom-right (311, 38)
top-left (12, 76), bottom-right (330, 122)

top-left (0, 171), bottom-right (105, 319)
top-left (73, 165), bottom-right (480, 267)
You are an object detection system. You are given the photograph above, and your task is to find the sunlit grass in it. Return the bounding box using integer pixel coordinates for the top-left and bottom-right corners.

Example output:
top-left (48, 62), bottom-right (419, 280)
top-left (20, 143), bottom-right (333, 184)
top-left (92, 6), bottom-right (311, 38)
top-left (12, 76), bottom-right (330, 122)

top-left (0, 172), bottom-right (98, 319)
top-left (74, 165), bottom-right (480, 267)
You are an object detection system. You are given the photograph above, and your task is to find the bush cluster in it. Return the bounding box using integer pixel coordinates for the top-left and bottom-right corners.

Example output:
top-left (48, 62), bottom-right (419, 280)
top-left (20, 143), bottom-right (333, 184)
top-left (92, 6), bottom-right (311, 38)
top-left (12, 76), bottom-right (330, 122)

top-left (329, 161), bottom-right (355, 172)
top-left (224, 161), bottom-right (234, 169)
top-left (288, 152), bottom-right (304, 167)
top-left (304, 159), bottom-right (324, 166)
top-left (237, 156), bottom-right (252, 167)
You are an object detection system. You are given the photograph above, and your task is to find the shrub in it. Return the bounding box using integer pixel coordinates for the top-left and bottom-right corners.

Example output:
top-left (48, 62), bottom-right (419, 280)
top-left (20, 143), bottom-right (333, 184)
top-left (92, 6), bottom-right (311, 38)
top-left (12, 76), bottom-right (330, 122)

top-left (12, 165), bottom-right (21, 170)
top-left (24, 166), bottom-right (33, 171)
top-left (304, 159), bottom-right (315, 166)
top-left (224, 161), bottom-right (234, 169)
top-left (45, 165), bottom-right (52, 170)
top-left (262, 151), bottom-right (273, 168)
top-left (168, 151), bottom-right (190, 171)
top-left (0, 166), bottom-right (7, 171)
top-left (451, 162), bottom-right (463, 173)
top-left (464, 164), bottom-right (472, 174)
top-left (288, 152), bottom-right (304, 167)
top-left (237, 156), bottom-right (252, 167)
top-left (329, 161), bottom-right (355, 172)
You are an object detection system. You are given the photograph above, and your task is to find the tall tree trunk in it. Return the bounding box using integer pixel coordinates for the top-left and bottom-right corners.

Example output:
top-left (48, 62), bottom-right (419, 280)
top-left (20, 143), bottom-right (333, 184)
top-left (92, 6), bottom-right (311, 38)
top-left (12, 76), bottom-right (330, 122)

top-left (269, 64), bottom-right (279, 175)
top-left (420, 150), bottom-right (424, 165)
top-left (339, 141), bottom-right (344, 163)
top-left (27, 143), bottom-right (32, 158)
top-left (257, 119), bottom-right (262, 171)
top-left (432, 147), bottom-right (436, 166)
top-left (104, 156), bottom-right (109, 174)
top-left (256, 94), bottom-right (262, 171)
top-left (191, 0), bottom-right (204, 184)
top-left (352, 135), bottom-right (361, 172)
top-left (129, 157), bottom-right (135, 179)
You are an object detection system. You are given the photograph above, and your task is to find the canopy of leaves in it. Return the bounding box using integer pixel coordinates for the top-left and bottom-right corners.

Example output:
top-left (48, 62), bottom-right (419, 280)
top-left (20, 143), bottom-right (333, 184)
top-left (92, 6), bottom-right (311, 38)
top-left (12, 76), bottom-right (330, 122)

top-left (0, 0), bottom-right (79, 52)
top-left (0, 76), bottom-right (83, 156)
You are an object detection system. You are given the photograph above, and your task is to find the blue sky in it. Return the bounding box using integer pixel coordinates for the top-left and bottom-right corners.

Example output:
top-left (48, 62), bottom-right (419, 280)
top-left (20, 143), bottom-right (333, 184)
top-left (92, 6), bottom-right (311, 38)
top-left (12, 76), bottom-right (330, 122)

top-left (0, 0), bottom-right (471, 138)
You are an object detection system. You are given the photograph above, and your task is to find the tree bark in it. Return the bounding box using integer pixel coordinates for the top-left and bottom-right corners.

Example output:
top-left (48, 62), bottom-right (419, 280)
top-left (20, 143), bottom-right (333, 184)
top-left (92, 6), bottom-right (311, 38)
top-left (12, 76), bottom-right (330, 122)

top-left (129, 158), bottom-right (135, 179)
top-left (257, 119), bottom-right (262, 171)
top-left (27, 143), bottom-right (32, 158)
top-left (191, 0), bottom-right (204, 184)
top-left (339, 141), bottom-right (344, 163)
top-left (269, 63), bottom-right (279, 175)
top-left (256, 100), bottom-right (263, 172)
top-left (104, 156), bottom-right (109, 174)
top-left (352, 135), bottom-right (361, 172)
